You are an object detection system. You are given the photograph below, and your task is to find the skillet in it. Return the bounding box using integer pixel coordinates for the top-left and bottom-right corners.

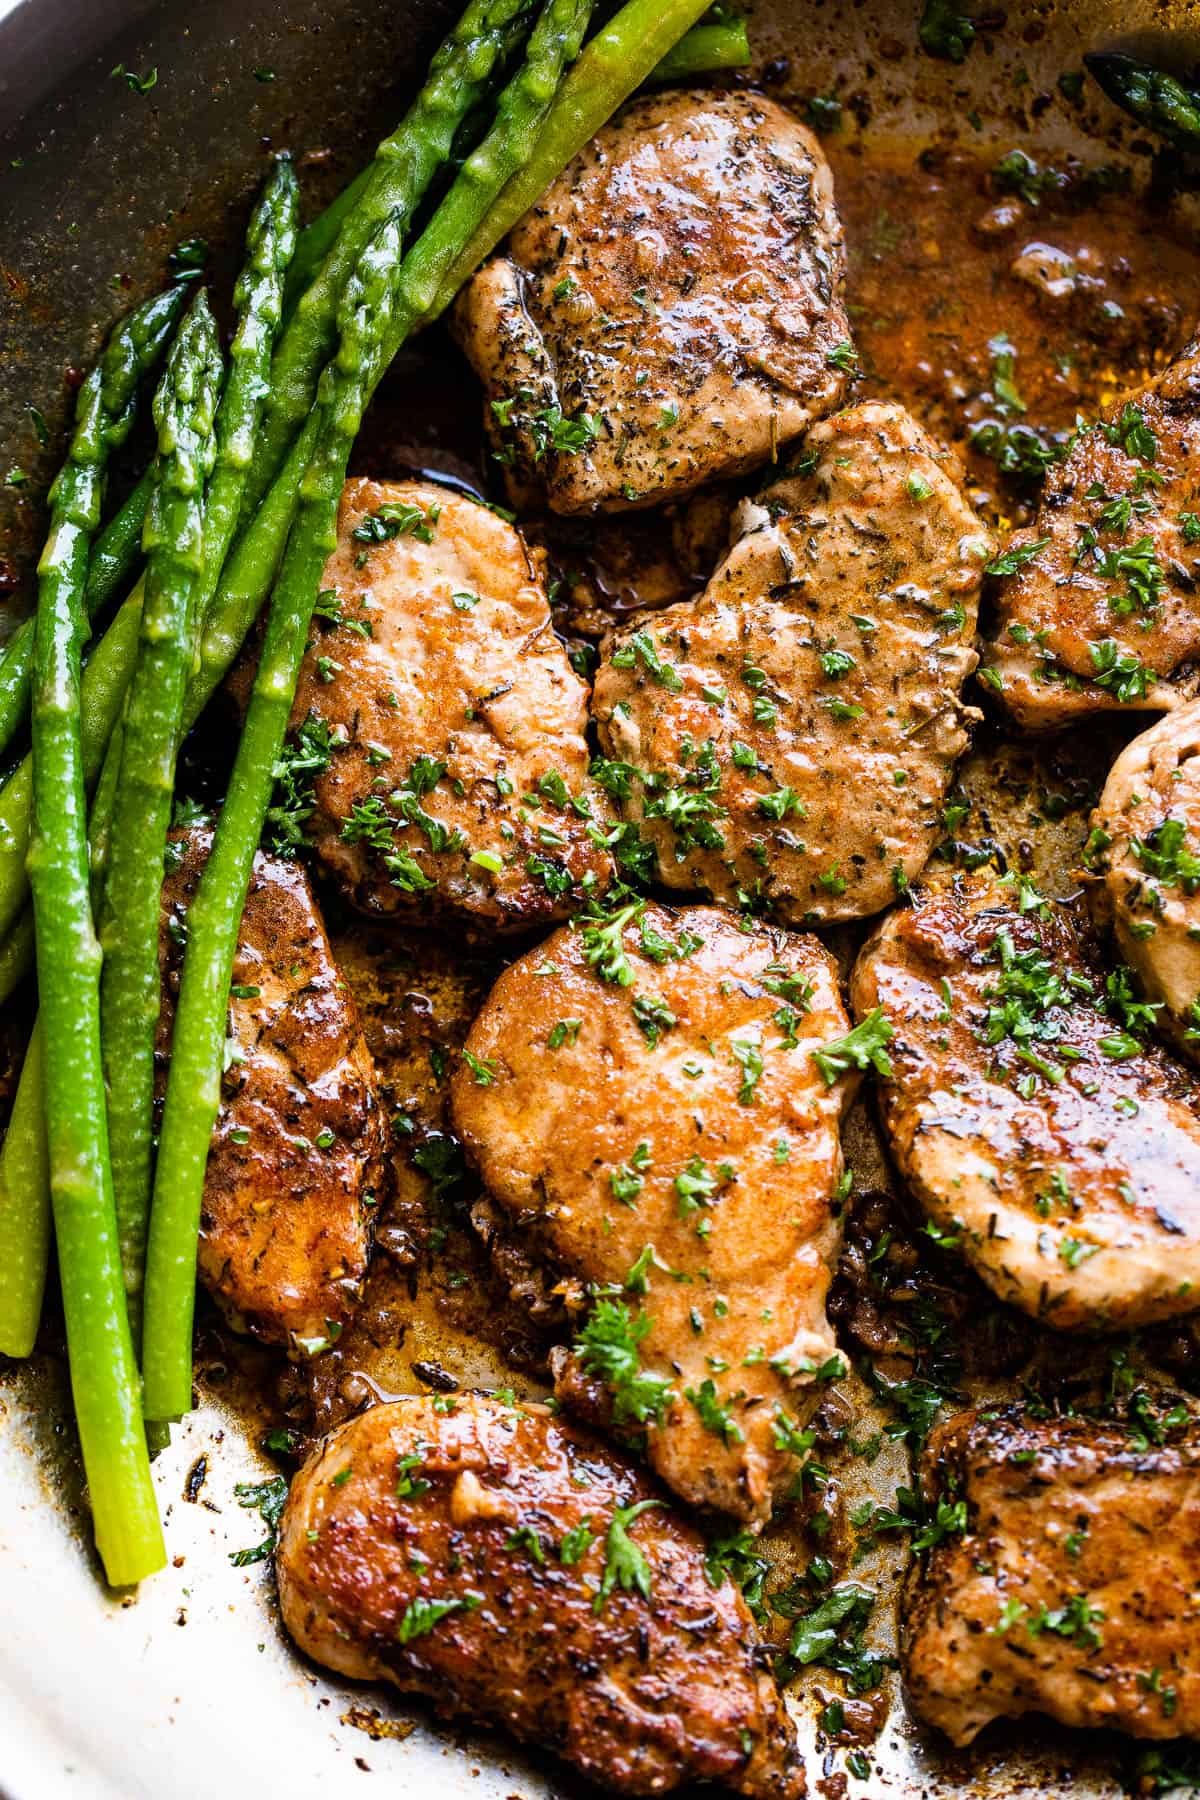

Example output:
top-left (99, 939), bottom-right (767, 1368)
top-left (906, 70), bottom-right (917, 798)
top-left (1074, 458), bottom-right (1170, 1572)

top-left (1, 0), bottom-right (1199, 1795)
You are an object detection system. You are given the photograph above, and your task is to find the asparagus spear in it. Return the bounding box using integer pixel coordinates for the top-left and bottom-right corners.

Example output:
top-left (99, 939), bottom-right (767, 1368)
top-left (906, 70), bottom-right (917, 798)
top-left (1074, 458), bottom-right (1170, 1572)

top-left (427, 0), bottom-right (717, 322)
top-left (649, 16), bottom-right (750, 82)
top-left (193, 158), bottom-right (299, 626)
top-left (99, 292), bottom-right (223, 1340)
top-left (286, 168), bottom-right (372, 306)
top-left (142, 211), bottom-right (406, 1423)
top-left (0, 1021), bottom-right (47, 1358)
top-left (0, 730), bottom-right (122, 1358)
top-left (0, 176), bottom-right (301, 1359)
top-left (246, 0), bottom-right (538, 514)
top-left (355, 0), bottom-right (598, 379)
top-left (0, 312), bottom-right (176, 767)
top-left (0, 585), bottom-right (141, 945)
top-left (98, 157), bottom-right (297, 1333)
top-left (26, 295), bottom-right (175, 1588)
top-left (0, 167), bottom-right (293, 773)
top-left (0, 910), bottom-right (33, 1006)
top-left (1084, 51), bottom-right (1200, 150)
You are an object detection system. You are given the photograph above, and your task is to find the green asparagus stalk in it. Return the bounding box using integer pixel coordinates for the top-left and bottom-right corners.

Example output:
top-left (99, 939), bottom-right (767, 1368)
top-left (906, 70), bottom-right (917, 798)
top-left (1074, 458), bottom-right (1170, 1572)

top-left (0, 1021), bottom-right (47, 1358)
top-left (0, 728), bottom-right (122, 1357)
top-left (0, 426), bottom-right (311, 952)
top-left (649, 17), bottom-right (750, 81)
top-left (0, 170), bottom-right (299, 1357)
top-left (356, 0), bottom-right (598, 376)
top-left (99, 292), bottom-right (223, 1339)
top-left (0, 910), bottom-right (33, 1006)
top-left (0, 307), bottom-right (176, 769)
top-left (427, 0), bottom-right (716, 322)
top-left (193, 158), bottom-right (299, 625)
top-left (26, 296), bottom-right (174, 1587)
top-left (84, 470), bottom-right (155, 620)
top-left (0, 585), bottom-right (141, 946)
top-left (1084, 51), bottom-right (1200, 150)
top-left (142, 212), bottom-right (407, 1423)
top-left (246, 0), bottom-right (538, 515)
top-left (286, 168), bottom-right (372, 306)
top-left (0, 166), bottom-right (292, 775)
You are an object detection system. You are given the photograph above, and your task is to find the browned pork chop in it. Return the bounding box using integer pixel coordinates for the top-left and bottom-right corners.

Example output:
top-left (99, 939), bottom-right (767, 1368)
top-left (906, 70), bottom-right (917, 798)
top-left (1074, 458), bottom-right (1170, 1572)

top-left (1089, 700), bottom-right (1200, 1064)
top-left (904, 1404), bottom-right (1200, 1745)
top-left (592, 403), bottom-right (990, 924)
top-left (449, 900), bottom-right (859, 1525)
top-left (980, 334), bottom-right (1200, 725)
top-left (453, 90), bottom-right (851, 514)
top-left (159, 827), bottom-right (387, 1355)
top-left (285, 478), bottom-right (612, 933)
top-left (850, 872), bottom-right (1200, 1331)
top-left (276, 1394), bottom-right (804, 1797)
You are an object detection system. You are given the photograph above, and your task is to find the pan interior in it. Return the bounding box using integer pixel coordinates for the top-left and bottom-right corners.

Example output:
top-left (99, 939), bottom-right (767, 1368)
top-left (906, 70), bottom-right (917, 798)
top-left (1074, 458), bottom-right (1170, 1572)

top-left (1, 2), bottom-right (1199, 1797)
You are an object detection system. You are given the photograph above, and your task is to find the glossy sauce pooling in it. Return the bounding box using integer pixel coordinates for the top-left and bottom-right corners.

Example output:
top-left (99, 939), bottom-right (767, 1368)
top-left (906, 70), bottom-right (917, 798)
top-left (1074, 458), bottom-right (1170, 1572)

top-left (827, 141), bottom-right (1200, 526)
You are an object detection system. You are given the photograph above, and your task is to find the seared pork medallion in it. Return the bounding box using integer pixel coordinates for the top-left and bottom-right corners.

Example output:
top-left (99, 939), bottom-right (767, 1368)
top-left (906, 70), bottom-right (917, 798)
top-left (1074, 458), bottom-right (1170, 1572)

top-left (159, 828), bottom-right (386, 1355)
top-left (592, 403), bottom-right (989, 924)
top-left (981, 334), bottom-right (1200, 725)
top-left (453, 90), bottom-right (851, 515)
top-left (276, 1395), bottom-right (803, 1798)
top-left (284, 478), bottom-right (613, 932)
top-left (850, 873), bottom-right (1200, 1331)
top-left (449, 900), bottom-right (860, 1525)
top-left (903, 1404), bottom-right (1200, 1745)
top-left (1089, 700), bottom-right (1200, 1063)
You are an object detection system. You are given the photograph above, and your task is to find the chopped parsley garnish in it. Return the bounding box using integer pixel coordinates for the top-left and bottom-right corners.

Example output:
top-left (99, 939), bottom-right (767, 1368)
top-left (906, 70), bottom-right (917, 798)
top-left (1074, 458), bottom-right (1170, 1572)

top-left (1027, 1592), bottom-right (1105, 1650)
top-left (529, 405), bottom-right (601, 458)
top-left (675, 1156), bottom-right (720, 1214)
top-left (625, 1243), bottom-right (671, 1294)
top-left (575, 1299), bottom-right (673, 1425)
top-left (611, 1140), bottom-right (652, 1205)
top-left (559, 1517), bottom-right (596, 1565)
top-left (352, 499), bottom-right (440, 546)
top-left (1101, 402), bottom-right (1157, 465)
top-left (978, 924), bottom-right (1092, 1083)
top-left (266, 715), bottom-right (338, 855)
top-left (731, 1037), bottom-right (764, 1103)
top-left (984, 537), bottom-right (1050, 577)
top-left (918, 0), bottom-right (974, 61)
top-left (704, 1529), bottom-right (770, 1619)
top-left (632, 991), bottom-right (676, 1047)
top-left (686, 1378), bottom-right (744, 1446)
top-left (396, 1593), bottom-right (479, 1643)
top-left (593, 1499), bottom-right (663, 1613)
top-left (780, 1582), bottom-right (890, 1693)
top-left (229, 1477), bottom-right (289, 1566)
top-left (1088, 638), bottom-right (1151, 703)
top-left (1131, 817), bottom-right (1200, 891)
top-left (395, 1448), bottom-right (431, 1499)
top-left (462, 1048), bottom-right (498, 1087)
top-left (757, 786), bottom-right (806, 821)
top-left (578, 899), bottom-right (643, 986)
top-left (610, 629), bottom-right (683, 692)
top-left (812, 1010), bottom-right (894, 1085)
